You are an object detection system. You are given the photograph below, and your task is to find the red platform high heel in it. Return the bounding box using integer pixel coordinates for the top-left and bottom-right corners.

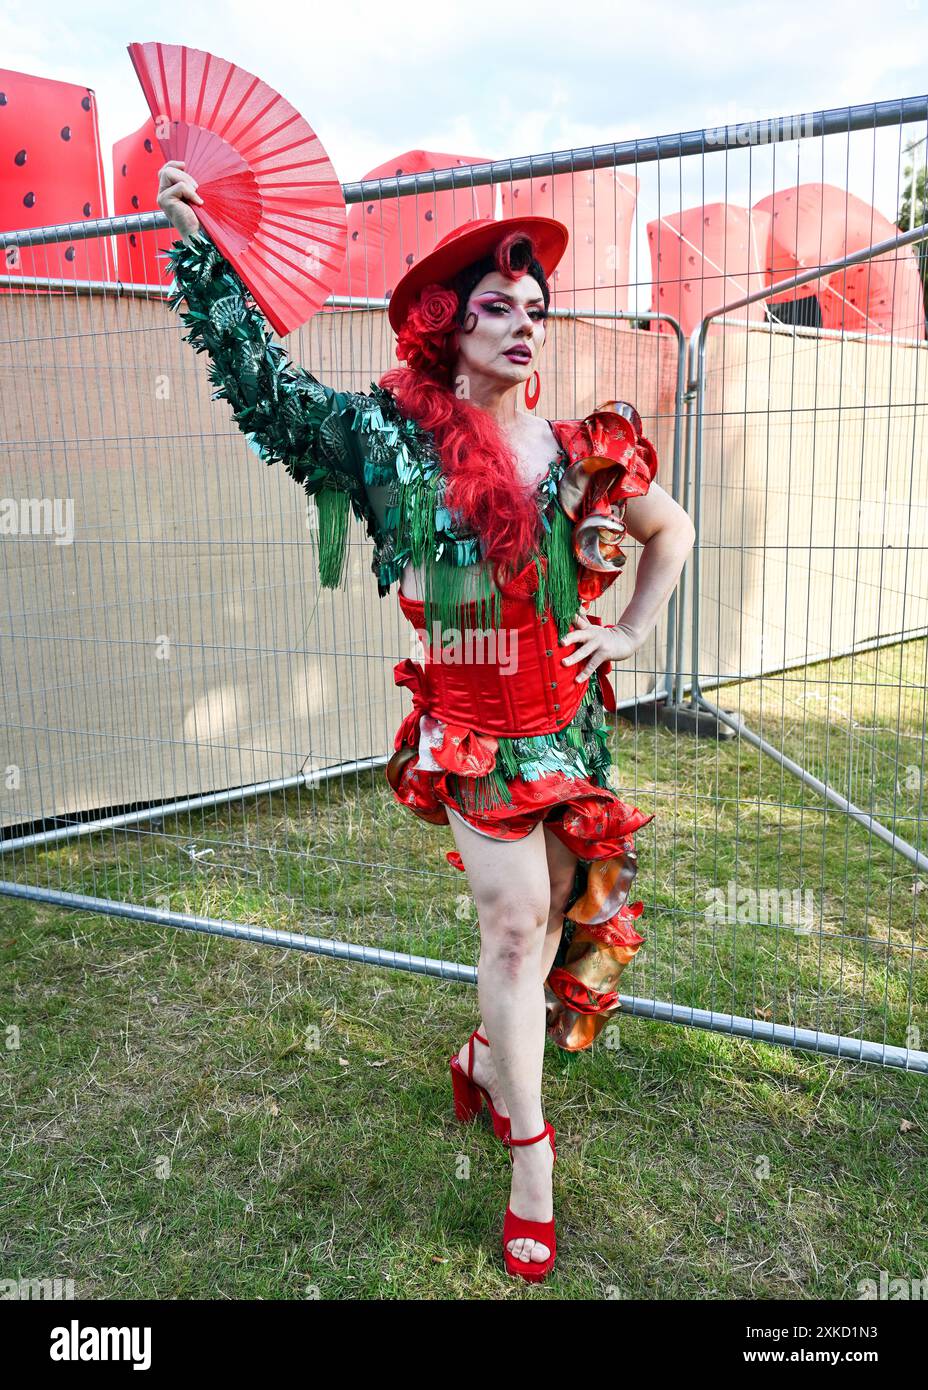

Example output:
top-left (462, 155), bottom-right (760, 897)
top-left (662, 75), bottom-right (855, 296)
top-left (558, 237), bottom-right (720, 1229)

top-left (502, 1121), bottom-right (557, 1283)
top-left (448, 1028), bottom-right (511, 1144)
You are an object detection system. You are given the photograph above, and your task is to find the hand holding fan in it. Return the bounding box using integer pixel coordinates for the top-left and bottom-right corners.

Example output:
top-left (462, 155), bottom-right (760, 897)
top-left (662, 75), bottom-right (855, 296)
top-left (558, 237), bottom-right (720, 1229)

top-left (128, 41), bottom-right (347, 336)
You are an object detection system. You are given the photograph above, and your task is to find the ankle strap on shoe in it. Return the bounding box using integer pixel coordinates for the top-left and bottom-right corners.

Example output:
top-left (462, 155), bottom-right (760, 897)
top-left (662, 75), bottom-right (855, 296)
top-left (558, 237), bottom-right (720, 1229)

top-left (464, 1028), bottom-right (488, 1080)
top-left (506, 1121), bottom-right (552, 1148)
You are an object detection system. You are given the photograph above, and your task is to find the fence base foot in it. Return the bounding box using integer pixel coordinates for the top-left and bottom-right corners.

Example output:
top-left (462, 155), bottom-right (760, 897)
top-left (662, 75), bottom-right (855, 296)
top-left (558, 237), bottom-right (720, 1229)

top-left (614, 699), bottom-right (741, 737)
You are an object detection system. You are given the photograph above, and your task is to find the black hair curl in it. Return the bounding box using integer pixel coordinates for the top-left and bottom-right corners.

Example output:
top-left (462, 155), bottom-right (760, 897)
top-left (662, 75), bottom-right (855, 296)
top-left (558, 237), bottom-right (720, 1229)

top-left (446, 230), bottom-right (551, 327)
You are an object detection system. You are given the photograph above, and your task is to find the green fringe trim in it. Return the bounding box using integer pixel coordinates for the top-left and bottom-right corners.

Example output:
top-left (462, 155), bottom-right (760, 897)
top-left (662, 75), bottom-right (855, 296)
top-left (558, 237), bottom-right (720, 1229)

top-left (565, 719), bottom-right (587, 751)
top-left (394, 459), bottom-right (503, 633)
top-left (397, 454), bottom-right (440, 564)
top-left (449, 766), bottom-right (514, 812)
top-left (539, 503), bottom-right (581, 638)
top-left (533, 553), bottom-right (547, 619)
top-left (494, 725), bottom-right (588, 783)
top-left (423, 553), bottom-right (502, 638)
top-left (495, 738), bottom-right (524, 780)
top-left (314, 487), bottom-right (352, 589)
top-left (395, 493), bottom-right (575, 638)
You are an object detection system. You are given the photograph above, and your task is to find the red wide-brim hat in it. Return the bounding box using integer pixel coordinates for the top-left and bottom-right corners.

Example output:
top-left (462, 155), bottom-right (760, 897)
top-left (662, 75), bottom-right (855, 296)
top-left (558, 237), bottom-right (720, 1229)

top-left (387, 215), bottom-right (569, 333)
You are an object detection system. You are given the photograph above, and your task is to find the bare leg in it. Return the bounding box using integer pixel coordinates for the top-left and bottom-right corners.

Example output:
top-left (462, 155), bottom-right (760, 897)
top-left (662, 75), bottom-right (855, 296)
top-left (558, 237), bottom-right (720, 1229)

top-left (461, 824), bottom-right (578, 1119)
top-left (448, 812), bottom-right (561, 1266)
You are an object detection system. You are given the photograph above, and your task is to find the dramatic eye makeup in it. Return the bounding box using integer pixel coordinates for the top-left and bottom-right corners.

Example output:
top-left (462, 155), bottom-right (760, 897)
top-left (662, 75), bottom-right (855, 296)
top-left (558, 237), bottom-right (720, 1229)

top-left (475, 292), bottom-right (548, 321)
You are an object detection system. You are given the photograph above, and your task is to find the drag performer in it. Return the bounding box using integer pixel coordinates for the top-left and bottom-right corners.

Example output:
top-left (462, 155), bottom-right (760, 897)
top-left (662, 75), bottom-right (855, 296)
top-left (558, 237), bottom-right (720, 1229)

top-left (157, 160), bottom-right (695, 1282)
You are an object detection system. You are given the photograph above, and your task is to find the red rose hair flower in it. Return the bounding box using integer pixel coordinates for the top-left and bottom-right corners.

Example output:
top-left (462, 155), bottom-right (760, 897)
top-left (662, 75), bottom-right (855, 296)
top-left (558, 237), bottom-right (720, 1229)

top-left (410, 284), bottom-right (458, 333)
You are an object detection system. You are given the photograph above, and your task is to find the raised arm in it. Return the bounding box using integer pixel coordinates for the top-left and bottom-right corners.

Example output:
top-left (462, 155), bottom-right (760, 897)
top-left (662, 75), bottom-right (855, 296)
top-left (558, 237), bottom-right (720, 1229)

top-left (156, 159), bottom-right (411, 592)
top-left (161, 222), bottom-right (392, 589)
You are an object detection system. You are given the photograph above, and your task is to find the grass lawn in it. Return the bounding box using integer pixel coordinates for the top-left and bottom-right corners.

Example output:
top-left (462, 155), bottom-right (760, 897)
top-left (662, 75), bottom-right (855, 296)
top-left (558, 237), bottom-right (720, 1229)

top-left (2, 638), bottom-right (926, 1298)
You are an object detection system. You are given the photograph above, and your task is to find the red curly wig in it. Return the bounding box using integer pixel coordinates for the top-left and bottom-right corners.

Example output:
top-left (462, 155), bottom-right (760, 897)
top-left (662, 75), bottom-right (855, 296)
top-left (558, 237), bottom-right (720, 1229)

top-left (378, 229), bottom-right (550, 583)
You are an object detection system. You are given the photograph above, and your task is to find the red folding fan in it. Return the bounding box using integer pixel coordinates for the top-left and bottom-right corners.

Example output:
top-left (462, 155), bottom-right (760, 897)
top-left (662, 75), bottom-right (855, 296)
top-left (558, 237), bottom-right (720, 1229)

top-left (127, 41), bottom-right (348, 336)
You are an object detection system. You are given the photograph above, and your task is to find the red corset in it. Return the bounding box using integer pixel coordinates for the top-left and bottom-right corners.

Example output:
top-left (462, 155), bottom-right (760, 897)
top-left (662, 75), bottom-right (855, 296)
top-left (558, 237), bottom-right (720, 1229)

top-left (397, 587), bottom-right (589, 737)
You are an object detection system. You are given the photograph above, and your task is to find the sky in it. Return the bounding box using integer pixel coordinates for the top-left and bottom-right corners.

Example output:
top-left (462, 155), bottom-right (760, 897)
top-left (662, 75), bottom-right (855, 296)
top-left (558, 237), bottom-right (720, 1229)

top-left (3, 0), bottom-right (928, 308)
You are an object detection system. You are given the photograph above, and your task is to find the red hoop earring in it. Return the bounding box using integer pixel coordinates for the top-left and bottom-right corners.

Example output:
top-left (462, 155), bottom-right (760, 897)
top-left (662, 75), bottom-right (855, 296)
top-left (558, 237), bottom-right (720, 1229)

top-left (524, 369), bottom-right (541, 410)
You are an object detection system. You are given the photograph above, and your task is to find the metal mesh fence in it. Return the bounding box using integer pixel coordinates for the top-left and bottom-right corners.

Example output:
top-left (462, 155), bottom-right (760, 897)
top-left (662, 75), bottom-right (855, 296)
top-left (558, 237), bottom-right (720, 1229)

top-left (1, 96), bottom-right (926, 1071)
